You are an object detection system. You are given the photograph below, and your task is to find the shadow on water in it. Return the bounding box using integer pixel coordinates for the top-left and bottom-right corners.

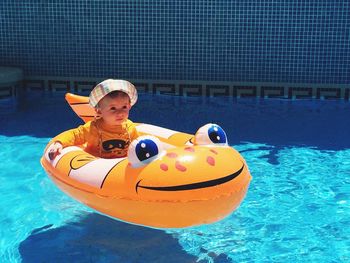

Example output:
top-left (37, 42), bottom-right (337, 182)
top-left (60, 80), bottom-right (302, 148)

top-left (19, 213), bottom-right (201, 263)
top-left (1, 93), bottom-right (350, 151)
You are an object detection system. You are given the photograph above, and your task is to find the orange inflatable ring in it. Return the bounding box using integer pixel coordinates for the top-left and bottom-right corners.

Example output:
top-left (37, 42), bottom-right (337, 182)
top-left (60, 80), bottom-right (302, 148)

top-left (40, 93), bottom-right (252, 228)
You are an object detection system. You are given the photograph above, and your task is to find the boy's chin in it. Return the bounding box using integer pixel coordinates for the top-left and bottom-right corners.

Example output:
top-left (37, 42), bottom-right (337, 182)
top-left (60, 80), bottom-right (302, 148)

top-left (102, 119), bottom-right (125, 125)
top-left (113, 119), bottom-right (125, 125)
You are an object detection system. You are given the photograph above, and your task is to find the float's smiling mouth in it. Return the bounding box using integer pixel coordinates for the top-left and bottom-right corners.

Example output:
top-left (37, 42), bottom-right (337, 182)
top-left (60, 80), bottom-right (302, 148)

top-left (136, 163), bottom-right (244, 192)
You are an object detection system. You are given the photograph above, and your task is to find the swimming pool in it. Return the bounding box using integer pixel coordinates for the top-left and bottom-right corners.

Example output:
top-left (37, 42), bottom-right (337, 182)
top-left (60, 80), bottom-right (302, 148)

top-left (1, 93), bottom-right (349, 262)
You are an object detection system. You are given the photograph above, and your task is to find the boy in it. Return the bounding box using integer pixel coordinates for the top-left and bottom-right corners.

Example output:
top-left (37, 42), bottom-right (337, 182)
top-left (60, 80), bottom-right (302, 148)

top-left (48, 79), bottom-right (139, 160)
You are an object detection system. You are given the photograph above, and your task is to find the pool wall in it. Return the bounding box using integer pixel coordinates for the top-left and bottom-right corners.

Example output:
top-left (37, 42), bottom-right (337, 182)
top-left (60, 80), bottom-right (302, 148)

top-left (1, 1), bottom-right (350, 100)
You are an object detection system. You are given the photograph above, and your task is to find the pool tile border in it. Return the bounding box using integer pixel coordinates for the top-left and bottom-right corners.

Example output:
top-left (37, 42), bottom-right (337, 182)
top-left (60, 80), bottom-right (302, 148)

top-left (21, 77), bottom-right (350, 101)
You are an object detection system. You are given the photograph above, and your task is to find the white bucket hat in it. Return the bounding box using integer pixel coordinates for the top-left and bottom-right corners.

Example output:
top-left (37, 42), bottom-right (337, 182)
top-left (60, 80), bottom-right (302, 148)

top-left (89, 79), bottom-right (138, 108)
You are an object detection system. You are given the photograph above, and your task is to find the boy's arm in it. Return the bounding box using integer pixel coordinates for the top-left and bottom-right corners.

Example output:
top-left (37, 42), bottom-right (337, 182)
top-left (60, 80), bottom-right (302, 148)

top-left (48, 123), bottom-right (90, 160)
top-left (51, 126), bottom-right (86, 147)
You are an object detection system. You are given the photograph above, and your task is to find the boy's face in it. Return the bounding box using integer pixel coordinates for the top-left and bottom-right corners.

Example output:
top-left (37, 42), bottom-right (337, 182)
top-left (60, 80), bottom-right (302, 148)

top-left (96, 94), bottom-right (131, 125)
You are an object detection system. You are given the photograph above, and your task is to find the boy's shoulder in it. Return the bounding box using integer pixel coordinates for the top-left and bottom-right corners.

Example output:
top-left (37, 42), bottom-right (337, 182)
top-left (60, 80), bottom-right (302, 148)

top-left (82, 120), bottom-right (99, 131)
top-left (125, 119), bottom-right (137, 132)
top-left (125, 119), bottom-right (134, 125)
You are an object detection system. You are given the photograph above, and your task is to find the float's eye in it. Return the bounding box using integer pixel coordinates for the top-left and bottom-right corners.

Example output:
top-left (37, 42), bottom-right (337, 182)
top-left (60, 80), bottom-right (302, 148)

top-left (194, 123), bottom-right (228, 146)
top-left (128, 136), bottom-right (163, 167)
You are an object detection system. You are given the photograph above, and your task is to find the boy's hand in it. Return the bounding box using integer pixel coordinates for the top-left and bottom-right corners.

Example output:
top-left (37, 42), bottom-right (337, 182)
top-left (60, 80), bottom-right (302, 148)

top-left (48, 142), bottom-right (63, 160)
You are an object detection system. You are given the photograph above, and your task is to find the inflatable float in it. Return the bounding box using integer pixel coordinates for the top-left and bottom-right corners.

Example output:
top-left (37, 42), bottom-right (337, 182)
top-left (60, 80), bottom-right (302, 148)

top-left (40, 93), bottom-right (252, 228)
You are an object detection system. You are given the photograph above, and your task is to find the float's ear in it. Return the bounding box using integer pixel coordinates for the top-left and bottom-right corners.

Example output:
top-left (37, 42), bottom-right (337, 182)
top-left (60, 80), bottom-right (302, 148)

top-left (65, 93), bottom-right (96, 123)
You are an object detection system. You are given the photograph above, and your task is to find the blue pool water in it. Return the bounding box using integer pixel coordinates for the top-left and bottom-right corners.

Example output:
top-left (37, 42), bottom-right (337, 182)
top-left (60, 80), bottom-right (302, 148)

top-left (1, 93), bottom-right (349, 262)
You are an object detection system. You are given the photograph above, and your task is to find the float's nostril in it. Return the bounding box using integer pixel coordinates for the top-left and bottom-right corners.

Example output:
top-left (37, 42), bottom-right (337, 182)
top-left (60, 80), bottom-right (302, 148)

top-left (175, 161), bottom-right (187, 172)
top-left (207, 156), bottom-right (215, 166)
top-left (167, 152), bottom-right (178, 158)
top-left (160, 163), bottom-right (168, 171)
top-left (184, 147), bottom-right (195, 152)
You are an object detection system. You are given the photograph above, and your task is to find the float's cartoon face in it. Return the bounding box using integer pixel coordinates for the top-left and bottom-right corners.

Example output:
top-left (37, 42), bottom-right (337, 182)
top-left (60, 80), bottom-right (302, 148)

top-left (123, 124), bottom-right (250, 201)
